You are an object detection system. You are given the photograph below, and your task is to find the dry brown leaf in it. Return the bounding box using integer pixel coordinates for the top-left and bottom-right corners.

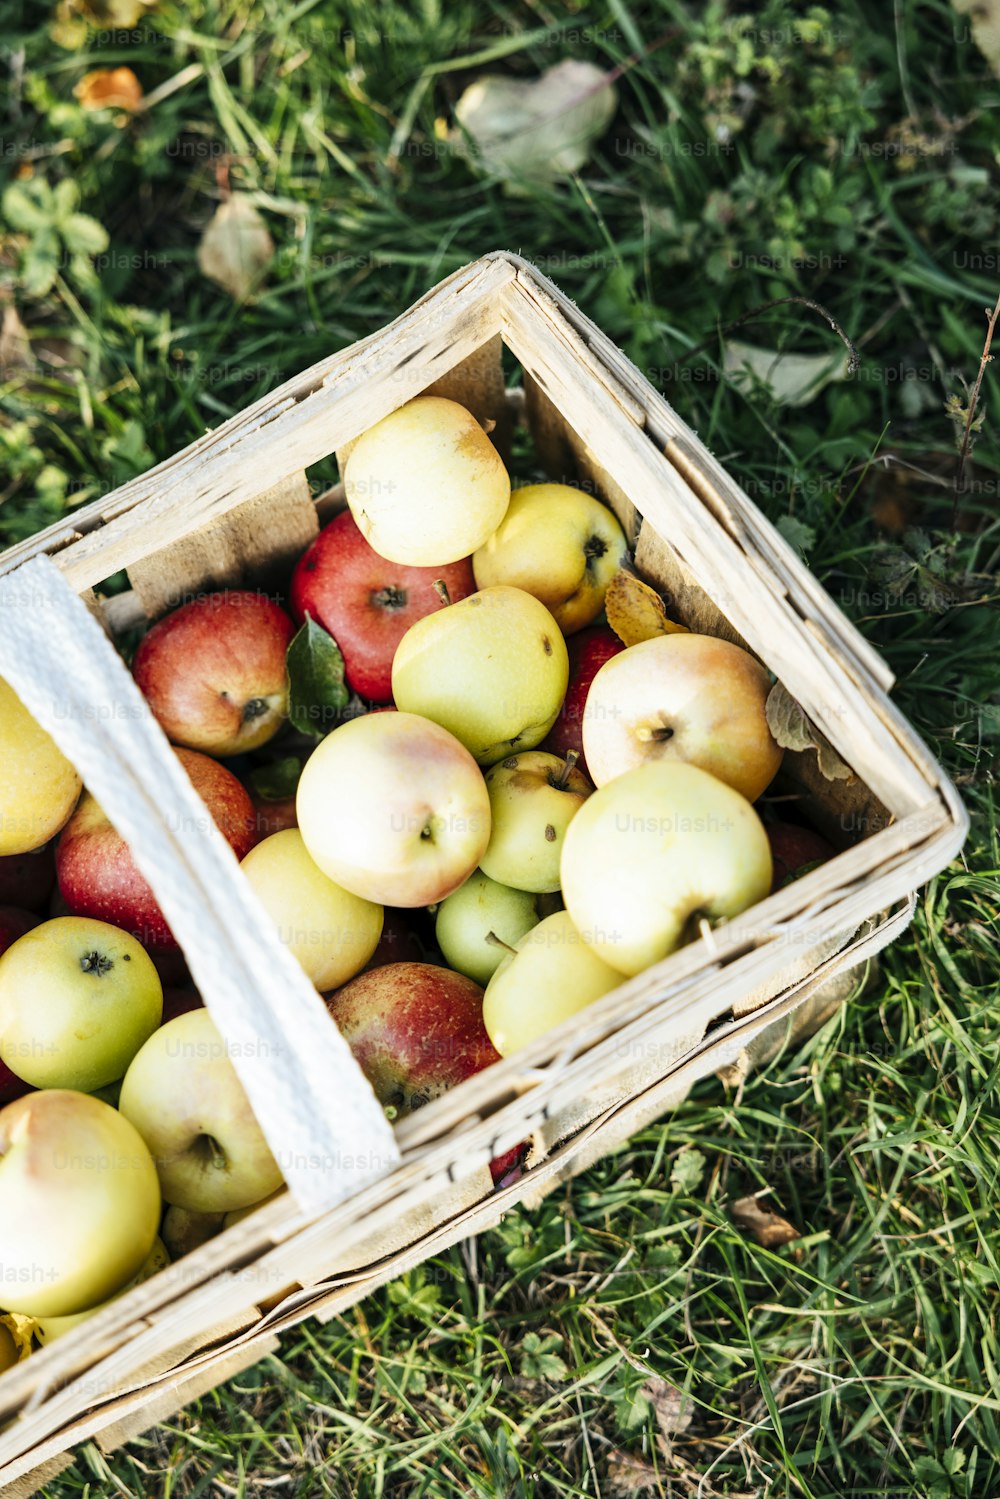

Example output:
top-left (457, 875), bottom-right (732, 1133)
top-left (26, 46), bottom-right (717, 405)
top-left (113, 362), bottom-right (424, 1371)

top-left (606, 1449), bottom-right (660, 1493)
top-left (74, 66), bottom-right (144, 113)
top-left (605, 569), bottom-right (688, 647)
top-left (196, 195), bottom-right (274, 302)
top-left (0, 306), bottom-right (35, 376)
top-left (765, 681), bottom-right (852, 782)
top-left (730, 1194), bottom-right (800, 1248)
top-left (0, 1312), bottom-right (36, 1364)
top-left (642, 1375), bottom-right (693, 1439)
top-left (953, 0), bottom-right (1000, 76)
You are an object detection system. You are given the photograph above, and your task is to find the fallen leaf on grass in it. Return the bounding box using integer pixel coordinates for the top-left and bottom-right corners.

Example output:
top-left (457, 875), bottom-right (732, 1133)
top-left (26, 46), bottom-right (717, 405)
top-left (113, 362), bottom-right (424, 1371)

top-left (53, 0), bottom-right (157, 50)
top-left (952, 0), bottom-right (1000, 76)
top-left (454, 60), bottom-right (617, 190)
top-left (605, 569), bottom-right (688, 646)
top-left (74, 67), bottom-right (144, 113)
top-left (730, 1194), bottom-right (800, 1248)
top-left (196, 194), bottom-right (274, 301)
top-left (641, 1375), bottom-right (693, 1438)
top-left (724, 340), bottom-right (849, 407)
top-left (765, 682), bottom-right (853, 782)
top-left (607, 1449), bottom-right (660, 1493)
top-left (0, 306), bottom-right (35, 375)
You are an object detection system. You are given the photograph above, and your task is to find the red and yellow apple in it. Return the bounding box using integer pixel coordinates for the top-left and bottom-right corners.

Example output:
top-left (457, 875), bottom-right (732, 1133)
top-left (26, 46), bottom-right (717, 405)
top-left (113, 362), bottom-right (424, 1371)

top-left (133, 590), bottom-right (295, 756)
top-left (0, 676), bottom-right (81, 856)
top-left (767, 821), bottom-right (836, 891)
top-left (291, 508), bottom-right (475, 702)
top-left (344, 395), bottom-right (510, 566)
top-left (560, 761), bottom-right (773, 976)
top-left (582, 633), bottom-right (783, 802)
top-left (0, 1089), bottom-right (161, 1317)
top-left (56, 747), bottom-right (258, 950)
top-left (540, 624), bottom-right (624, 778)
top-left (296, 711), bottom-right (490, 907)
top-left (392, 585), bottom-right (569, 766)
top-left (472, 483), bottom-right (627, 633)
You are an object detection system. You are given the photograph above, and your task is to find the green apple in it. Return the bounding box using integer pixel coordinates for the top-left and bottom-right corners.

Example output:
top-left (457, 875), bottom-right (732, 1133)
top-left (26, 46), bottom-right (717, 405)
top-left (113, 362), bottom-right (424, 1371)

top-left (480, 749), bottom-right (592, 893)
top-left (32, 1237), bottom-right (170, 1346)
top-left (560, 761), bottom-right (772, 977)
top-left (161, 1203), bottom-right (225, 1260)
top-left (435, 869), bottom-right (541, 986)
top-left (472, 483), bottom-right (627, 634)
top-left (241, 829), bottom-right (383, 991)
top-left (392, 586), bottom-right (569, 767)
top-left (119, 1010), bottom-right (285, 1214)
top-left (0, 676), bottom-right (81, 856)
top-left (482, 910), bottom-right (623, 1055)
top-left (344, 395), bottom-right (511, 565)
top-left (0, 916), bottom-right (162, 1092)
top-left (0, 1089), bottom-right (161, 1318)
top-left (297, 711), bottom-right (491, 907)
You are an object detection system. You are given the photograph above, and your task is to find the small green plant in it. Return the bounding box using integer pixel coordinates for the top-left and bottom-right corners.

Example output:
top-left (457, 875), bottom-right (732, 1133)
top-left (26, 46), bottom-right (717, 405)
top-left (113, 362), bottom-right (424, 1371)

top-left (2, 177), bottom-right (108, 296)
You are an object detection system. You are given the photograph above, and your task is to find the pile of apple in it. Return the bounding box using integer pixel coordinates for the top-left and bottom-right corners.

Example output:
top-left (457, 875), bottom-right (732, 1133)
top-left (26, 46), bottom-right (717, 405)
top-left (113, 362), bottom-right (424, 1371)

top-left (0, 395), bottom-right (836, 1367)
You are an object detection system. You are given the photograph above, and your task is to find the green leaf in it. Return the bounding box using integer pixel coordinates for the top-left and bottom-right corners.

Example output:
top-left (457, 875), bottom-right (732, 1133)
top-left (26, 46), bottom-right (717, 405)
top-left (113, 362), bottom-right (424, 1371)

top-left (669, 1145), bottom-right (707, 1195)
top-left (775, 514), bottom-right (816, 558)
top-left (62, 212), bottom-right (109, 255)
top-left (519, 1332), bottom-right (568, 1380)
top-left (286, 618), bottom-right (349, 738)
top-left (2, 181), bottom-right (52, 233)
top-left (22, 233), bottom-right (61, 298)
top-left (51, 178), bottom-right (80, 223)
top-left (249, 756), bottom-right (303, 801)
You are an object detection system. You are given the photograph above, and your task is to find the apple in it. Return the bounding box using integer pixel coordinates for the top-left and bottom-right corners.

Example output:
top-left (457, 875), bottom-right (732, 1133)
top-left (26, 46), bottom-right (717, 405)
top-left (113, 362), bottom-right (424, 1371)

top-left (119, 1010), bottom-right (284, 1213)
top-left (435, 869), bottom-right (541, 986)
top-left (132, 590), bottom-right (295, 757)
top-left (249, 789), bottom-right (298, 840)
top-left (365, 907), bottom-right (429, 971)
top-left (297, 711), bottom-right (490, 907)
top-left (480, 750), bottom-right (592, 894)
top-left (162, 986), bottom-right (204, 1024)
top-left (162, 1204), bottom-right (225, 1260)
top-left (0, 676), bottom-right (82, 857)
top-left (344, 395), bottom-right (510, 566)
top-left (326, 962), bottom-right (498, 1118)
top-left (540, 625), bottom-right (625, 778)
top-left (767, 821), bottom-right (836, 892)
top-left (0, 908), bottom-right (38, 956)
top-left (0, 845), bottom-right (56, 912)
top-left (0, 1089), bottom-right (160, 1317)
top-left (290, 509), bottom-right (476, 702)
top-left (392, 585), bottom-right (569, 767)
top-left (472, 483), bottom-right (627, 634)
top-left (56, 747), bottom-right (258, 951)
top-left (0, 916), bottom-right (162, 1092)
top-left (582, 633), bottom-right (784, 802)
top-left (482, 910), bottom-right (623, 1056)
top-left (32, 1237), bottom-right (170, 1346)
top-left (240, 829), bottom-right (383, 991)
top-left (489, 1142), bottom-right (530, 1188)
top-left (560, 761), bottom-right (772, 977)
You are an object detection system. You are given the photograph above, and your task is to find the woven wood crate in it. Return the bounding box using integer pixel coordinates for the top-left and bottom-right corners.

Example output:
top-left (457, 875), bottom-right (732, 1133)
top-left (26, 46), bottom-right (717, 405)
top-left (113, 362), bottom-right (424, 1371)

top-left (0, 253), bottom-right (967, 1493)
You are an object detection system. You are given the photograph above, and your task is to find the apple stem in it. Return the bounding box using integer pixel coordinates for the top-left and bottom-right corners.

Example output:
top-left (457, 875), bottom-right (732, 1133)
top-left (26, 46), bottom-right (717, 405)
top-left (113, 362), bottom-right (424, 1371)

top-left (636, 724), bottom-right (674, 743)
top-left (432, 579), bottom-right (451, 607)
top-left (485, 931), bottom-right (518, 956)
top-left (551, 751), bottom-right (579, 790)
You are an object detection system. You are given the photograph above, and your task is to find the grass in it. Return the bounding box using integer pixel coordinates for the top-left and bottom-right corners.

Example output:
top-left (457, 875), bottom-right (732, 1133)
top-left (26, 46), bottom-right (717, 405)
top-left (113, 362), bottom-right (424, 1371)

top-left (2, 0), bottom-right (1000, 1493)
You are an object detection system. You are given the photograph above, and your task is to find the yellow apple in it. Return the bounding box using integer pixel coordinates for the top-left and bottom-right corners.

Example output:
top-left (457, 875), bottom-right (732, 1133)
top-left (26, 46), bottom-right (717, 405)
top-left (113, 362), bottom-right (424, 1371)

top-left (392, 586), bottom-right (569, 766)
top-left (435, 869), bottom-right (541, 986)
top-left (240, 829), bottom-right (383, 990)
top-left (344, 395), bottom-right (510, 565)
top-left (480, 750), bottom-right (592, 893)
top-left (560, 761), bottom-right (772, 977)
top-left (473, 483), bottom-right (627, 633)
top-left (0, 1089), bottom-right (161, 1317)
top-left (0, 916), bottom-right (163, 1092)
top-left (482, 911), bottom-right (623, 1055)
top-left (297, 711), bottom-right (491, 906)
top-left (32, 1237), bottom-right (170, 1346)
top-left (119, 1010), bottom-right (284, 1214)
top-left (0, 676), bottom-right (81, 856)
top-left (582, 633), bottom-right (783, 802)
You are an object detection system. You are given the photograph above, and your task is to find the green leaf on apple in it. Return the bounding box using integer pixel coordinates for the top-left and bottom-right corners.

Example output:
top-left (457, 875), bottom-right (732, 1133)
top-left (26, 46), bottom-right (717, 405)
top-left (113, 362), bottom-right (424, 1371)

top-left (286, 619), bottom-right (349, 738)
top-left (249, 756), bottom-right (302, 801)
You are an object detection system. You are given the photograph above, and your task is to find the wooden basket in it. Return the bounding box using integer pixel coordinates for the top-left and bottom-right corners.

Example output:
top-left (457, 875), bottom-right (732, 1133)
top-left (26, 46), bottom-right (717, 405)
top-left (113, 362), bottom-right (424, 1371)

top-left (0, 253), bottom-right (967, 1495)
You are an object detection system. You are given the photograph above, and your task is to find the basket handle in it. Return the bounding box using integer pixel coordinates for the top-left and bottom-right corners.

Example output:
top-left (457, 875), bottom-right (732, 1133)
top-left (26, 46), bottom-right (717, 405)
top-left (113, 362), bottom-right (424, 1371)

top-left (0, 557), bottom-right (400, 1215)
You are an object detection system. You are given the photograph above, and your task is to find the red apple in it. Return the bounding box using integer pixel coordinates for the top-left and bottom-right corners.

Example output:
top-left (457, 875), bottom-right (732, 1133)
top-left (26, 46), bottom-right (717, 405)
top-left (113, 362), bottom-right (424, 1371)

top-left (767, 821), bottom-right (836, 892)
top-left (326, 962), bottom-right (499, 1117)
top-left (133, 591), bottom-right (296, 757)
top-left (489, 1141), bottom-right (530, 1188)
top-left (0, 908), bottom-right (39, 957)
top-left (290, 510), bottom-right (475, 703)
top-left (56, 748), bottom-right (258, 951)
top-left (161, 986), bottom-right (204, 1024)
top-left (0, 847), bottom-right (56, 912)
top-left (540, 625), bottom-right (624, 778)
top-left (0, 1057), bottom-right (32, 1106)
top-left (250, 792), bottom-right (298, 840)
